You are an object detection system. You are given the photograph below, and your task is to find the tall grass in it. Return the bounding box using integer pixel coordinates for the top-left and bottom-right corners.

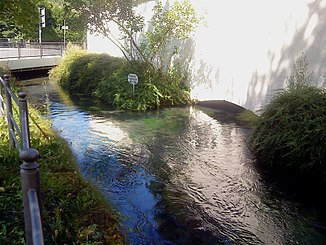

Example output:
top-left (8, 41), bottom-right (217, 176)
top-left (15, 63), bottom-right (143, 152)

top-left (0, 105), bottom-right (125, 243)
top-left (250, 54), bottom-right (326, 180)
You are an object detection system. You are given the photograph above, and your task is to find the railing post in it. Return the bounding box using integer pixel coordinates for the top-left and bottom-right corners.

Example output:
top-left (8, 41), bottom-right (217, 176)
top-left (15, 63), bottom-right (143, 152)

top-left (20, 148), bottom-right (43, 245)
top-left (0, 79), bottom-right (3, 117)
top-left (19, 92), bottom-right (31, 150)
top-left (4, 74), bottom-right (14, 148)
top-left (39, 43), bottom-right (43, 58)
top-left (18, 42), bottom-right (21, 59)
top-left (60, 43), bottom-right (63, 57)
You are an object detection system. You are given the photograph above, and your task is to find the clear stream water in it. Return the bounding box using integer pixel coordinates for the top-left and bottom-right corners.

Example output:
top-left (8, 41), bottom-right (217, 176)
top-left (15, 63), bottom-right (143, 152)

top-left (24, 79), bottom-right (326, 244)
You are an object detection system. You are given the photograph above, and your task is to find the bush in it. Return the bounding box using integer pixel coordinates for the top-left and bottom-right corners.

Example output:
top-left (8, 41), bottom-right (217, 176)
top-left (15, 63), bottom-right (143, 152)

top-left (51, 48), bottom-right (191, 110)
top-left (250, 54), bottom-right (326, 180)
top-left (95, 61), bottom-right (191, 110)
top-left (49, 43), bottom-right (87, 86)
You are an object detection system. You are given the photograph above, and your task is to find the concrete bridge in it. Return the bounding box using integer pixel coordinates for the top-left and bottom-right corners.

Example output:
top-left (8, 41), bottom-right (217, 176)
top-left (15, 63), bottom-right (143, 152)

top-left (0, 42), bottom-right (83, 72)
top-left (0, 56), bottom-right (62, 73)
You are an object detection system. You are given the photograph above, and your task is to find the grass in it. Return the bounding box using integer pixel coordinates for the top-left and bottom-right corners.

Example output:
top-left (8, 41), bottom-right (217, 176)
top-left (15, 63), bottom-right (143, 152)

top-left (0, 105), bottom-right (125, 244)
top-left (249, 54), bottom-right (326, 181)
top-left (236, 109), bottom-right (259, 127)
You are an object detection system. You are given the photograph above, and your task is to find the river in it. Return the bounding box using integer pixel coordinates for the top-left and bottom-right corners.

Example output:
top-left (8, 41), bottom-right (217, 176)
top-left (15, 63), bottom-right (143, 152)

top-left (24, 78), bottom-right (326, 244)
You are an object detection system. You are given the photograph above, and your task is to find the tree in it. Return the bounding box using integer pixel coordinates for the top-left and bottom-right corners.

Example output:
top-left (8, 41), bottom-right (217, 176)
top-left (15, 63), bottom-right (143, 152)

top-left (65, 0), bottom-right (200, 71)
top-left (0, 0), bottom-right (40, 39)
top-left (66, 0), bottom-right (145, 61)
top-left (43, 0), bottom-right (87, 42)
top-left (140, 0), bottom-right (200, 71)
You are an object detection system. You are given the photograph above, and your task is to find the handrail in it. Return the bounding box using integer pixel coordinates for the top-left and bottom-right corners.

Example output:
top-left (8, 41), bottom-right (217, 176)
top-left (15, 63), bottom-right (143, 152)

top-left (0, 41), bottom-right (86, 60)
top-left (28, 189), bottom-right (44, 245)
top-left (0, 74), bottom-right (43, 245)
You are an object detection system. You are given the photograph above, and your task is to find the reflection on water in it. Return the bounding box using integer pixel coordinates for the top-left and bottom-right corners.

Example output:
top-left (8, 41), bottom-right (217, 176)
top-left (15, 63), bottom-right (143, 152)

top-left (24, 79), bottom-right (326, 244)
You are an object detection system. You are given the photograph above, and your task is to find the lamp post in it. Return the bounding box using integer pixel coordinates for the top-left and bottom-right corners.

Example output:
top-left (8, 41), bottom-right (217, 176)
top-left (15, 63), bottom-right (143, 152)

top-left (39, 7), bottom-right (45, 43)
top-left (62, 20), bottom-right (68, 50)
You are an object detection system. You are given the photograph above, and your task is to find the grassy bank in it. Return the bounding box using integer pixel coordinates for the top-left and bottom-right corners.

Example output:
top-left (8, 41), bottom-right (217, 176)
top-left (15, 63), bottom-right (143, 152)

top-left (49, 45), bottom-right (191, 111)
top-left (0, 106), bottom-right (125, 243)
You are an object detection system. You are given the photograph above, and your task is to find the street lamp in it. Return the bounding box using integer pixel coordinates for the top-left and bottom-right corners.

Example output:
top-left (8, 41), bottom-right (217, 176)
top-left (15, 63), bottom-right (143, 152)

top-left (39, 7), bottom-right (45, 43)
top-left (62, 20), bottom-right (69, 50)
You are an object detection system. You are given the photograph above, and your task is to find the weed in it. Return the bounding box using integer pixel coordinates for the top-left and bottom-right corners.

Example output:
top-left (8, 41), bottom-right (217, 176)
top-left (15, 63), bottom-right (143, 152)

top-left (250, 53), bottom-right (326, 181)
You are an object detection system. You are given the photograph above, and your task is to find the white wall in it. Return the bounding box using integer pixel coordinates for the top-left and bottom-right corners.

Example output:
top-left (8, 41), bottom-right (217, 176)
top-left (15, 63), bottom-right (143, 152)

top-left (87, 0), bottom-right (326, 112)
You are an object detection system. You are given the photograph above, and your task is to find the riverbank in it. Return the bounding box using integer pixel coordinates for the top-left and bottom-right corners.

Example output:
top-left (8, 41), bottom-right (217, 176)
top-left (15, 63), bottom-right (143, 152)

top-left (195, 100), bottom-right (258, 127)
top-left (0, 106), bottom-right (125, 243)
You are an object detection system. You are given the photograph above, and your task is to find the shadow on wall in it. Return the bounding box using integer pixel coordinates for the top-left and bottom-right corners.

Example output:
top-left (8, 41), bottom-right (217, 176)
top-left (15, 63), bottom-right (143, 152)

top-left (245, 0), bottom-right (326, 112)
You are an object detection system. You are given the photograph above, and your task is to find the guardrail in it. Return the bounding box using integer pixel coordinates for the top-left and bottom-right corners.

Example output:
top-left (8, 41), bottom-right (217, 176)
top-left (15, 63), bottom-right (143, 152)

top-left (0, 41), bottom-right (85, 59)
top-left (0, 74), bottom-right (44, 245)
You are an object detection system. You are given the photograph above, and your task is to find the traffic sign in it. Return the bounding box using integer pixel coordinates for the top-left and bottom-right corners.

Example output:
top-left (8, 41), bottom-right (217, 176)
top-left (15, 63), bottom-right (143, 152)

top-left (128, 74), bottom-right (138, 85)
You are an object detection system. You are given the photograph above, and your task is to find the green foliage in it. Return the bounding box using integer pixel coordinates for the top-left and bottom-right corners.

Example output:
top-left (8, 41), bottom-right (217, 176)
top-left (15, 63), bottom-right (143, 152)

top-left (141, 0), bottom-right (201, 70)
top-left (236, 110), bottom-right (259, 127)
top-left (0, 0), bottom-right (40, 39)
top-left (49, 43), bottom-right (87, 86)
top-left (39, 5), bottom-right (61, 42)
top-left (42, 0), bottom-right (87, 42)
top-left (66, 0), bottom-right (144, 59)
top-left (0, 66), bottom-right (10, 77)
top-left (0, 0), bottom-right (87, 42)
top-left (0, 106), bottom-right (124, 243)
top-left (67, 0), bottom-right (200, 72)
top-left (250, 54), bottom-right (326, 180)
top-left (97, 61), bottom-right (191, 110)
top-left (51, 47), bottom-right (191, 110)
top-left (49, 0), bottom-right (200, 105)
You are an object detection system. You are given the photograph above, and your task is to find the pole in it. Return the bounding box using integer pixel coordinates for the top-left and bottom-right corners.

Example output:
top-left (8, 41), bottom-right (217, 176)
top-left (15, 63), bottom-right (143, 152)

top-left (18, 42), bottom-right (21, 59)
top-left (4, 74), bottom-right (14, 148)
top-left (132, 84), bottom-right (135, 97)
top-left (19, 92), bottom-right (31, 150)
top-left (63, 20), bottom-right (66, 50)
top-left (20, 148), bottom-right (42, 245)
top-left (39, 23), bottom-right (42, 44)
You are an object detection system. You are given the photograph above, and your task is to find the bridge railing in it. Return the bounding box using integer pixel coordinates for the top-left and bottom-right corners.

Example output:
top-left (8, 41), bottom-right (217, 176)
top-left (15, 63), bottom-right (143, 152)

top-left (0, 41), bottom-right (85, 59)
top-left (0, 74), bottom-right (44, 245)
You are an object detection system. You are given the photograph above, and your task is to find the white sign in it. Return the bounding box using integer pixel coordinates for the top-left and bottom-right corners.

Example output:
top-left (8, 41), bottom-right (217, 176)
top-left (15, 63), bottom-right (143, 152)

top-left (62, 26), bottom-right (69, 30)
top-left (128, 73), bottom-right (138, 85)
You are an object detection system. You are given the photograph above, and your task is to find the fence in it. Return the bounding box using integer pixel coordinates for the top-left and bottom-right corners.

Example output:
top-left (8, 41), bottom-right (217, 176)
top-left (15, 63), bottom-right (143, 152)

top-left (0, 41), bottom-right (85, 59)
top-left (0, 74), bottom-right (44, 245)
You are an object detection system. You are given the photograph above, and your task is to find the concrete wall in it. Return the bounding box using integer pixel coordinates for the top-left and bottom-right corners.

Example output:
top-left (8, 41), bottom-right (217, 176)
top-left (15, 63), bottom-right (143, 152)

top-left (0, 56), bottom-right (62, 71)
top-left (87, 0), bottom-right (326, 112)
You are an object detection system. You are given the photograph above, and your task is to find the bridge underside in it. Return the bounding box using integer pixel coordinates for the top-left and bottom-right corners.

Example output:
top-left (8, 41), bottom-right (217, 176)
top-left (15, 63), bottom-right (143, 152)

top-left (0, 56), bottom-right (62, 73)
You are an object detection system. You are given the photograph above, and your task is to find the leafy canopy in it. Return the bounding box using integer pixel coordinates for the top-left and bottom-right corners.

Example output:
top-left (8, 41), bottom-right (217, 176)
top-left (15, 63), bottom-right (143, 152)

top-left (0, 0), bottom-right (40, 39)
top-left (141, 0), bottom-right (200, 69)
top-left (41, 0), bottom-right (88, 42)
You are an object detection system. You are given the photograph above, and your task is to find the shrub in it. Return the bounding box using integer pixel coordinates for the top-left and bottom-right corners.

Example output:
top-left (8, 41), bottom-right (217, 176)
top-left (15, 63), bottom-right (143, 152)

top-left (95, 61), bottom-right (191, 110)
top-left (52, 50), bottom-right (191, 110)
top-left (49, 43), bottom-right (87, 88)
top-left (250, 54), bottom-right (326, 180)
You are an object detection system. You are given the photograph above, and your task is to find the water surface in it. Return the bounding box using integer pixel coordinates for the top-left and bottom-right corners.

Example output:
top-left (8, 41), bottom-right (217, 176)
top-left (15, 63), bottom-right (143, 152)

top-left (25, 79), bottom-right (326, 244)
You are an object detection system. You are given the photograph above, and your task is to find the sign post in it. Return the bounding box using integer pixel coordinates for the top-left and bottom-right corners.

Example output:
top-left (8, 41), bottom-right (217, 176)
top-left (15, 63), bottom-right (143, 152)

top-left (128, 74), bottom-right (138, 97)
top-left (62, 20), bottom-right (69, 50)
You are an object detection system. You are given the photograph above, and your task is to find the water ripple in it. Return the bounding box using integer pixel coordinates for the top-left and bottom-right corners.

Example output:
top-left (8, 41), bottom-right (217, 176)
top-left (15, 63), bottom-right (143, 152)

top-left (24, 82), bottom-right (326, 245)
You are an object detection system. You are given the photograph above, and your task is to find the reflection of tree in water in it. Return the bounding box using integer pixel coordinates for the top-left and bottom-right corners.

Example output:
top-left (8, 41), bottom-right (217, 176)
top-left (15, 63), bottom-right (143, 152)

top-left (138, 108), bottom-right (244, 244)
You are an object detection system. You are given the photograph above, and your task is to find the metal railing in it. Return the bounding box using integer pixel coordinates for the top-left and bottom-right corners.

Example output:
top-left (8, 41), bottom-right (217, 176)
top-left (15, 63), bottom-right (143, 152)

top-left (0, 41), bottom-right (85, 59)
top-left (0, 74), bottom-right (44, 245)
